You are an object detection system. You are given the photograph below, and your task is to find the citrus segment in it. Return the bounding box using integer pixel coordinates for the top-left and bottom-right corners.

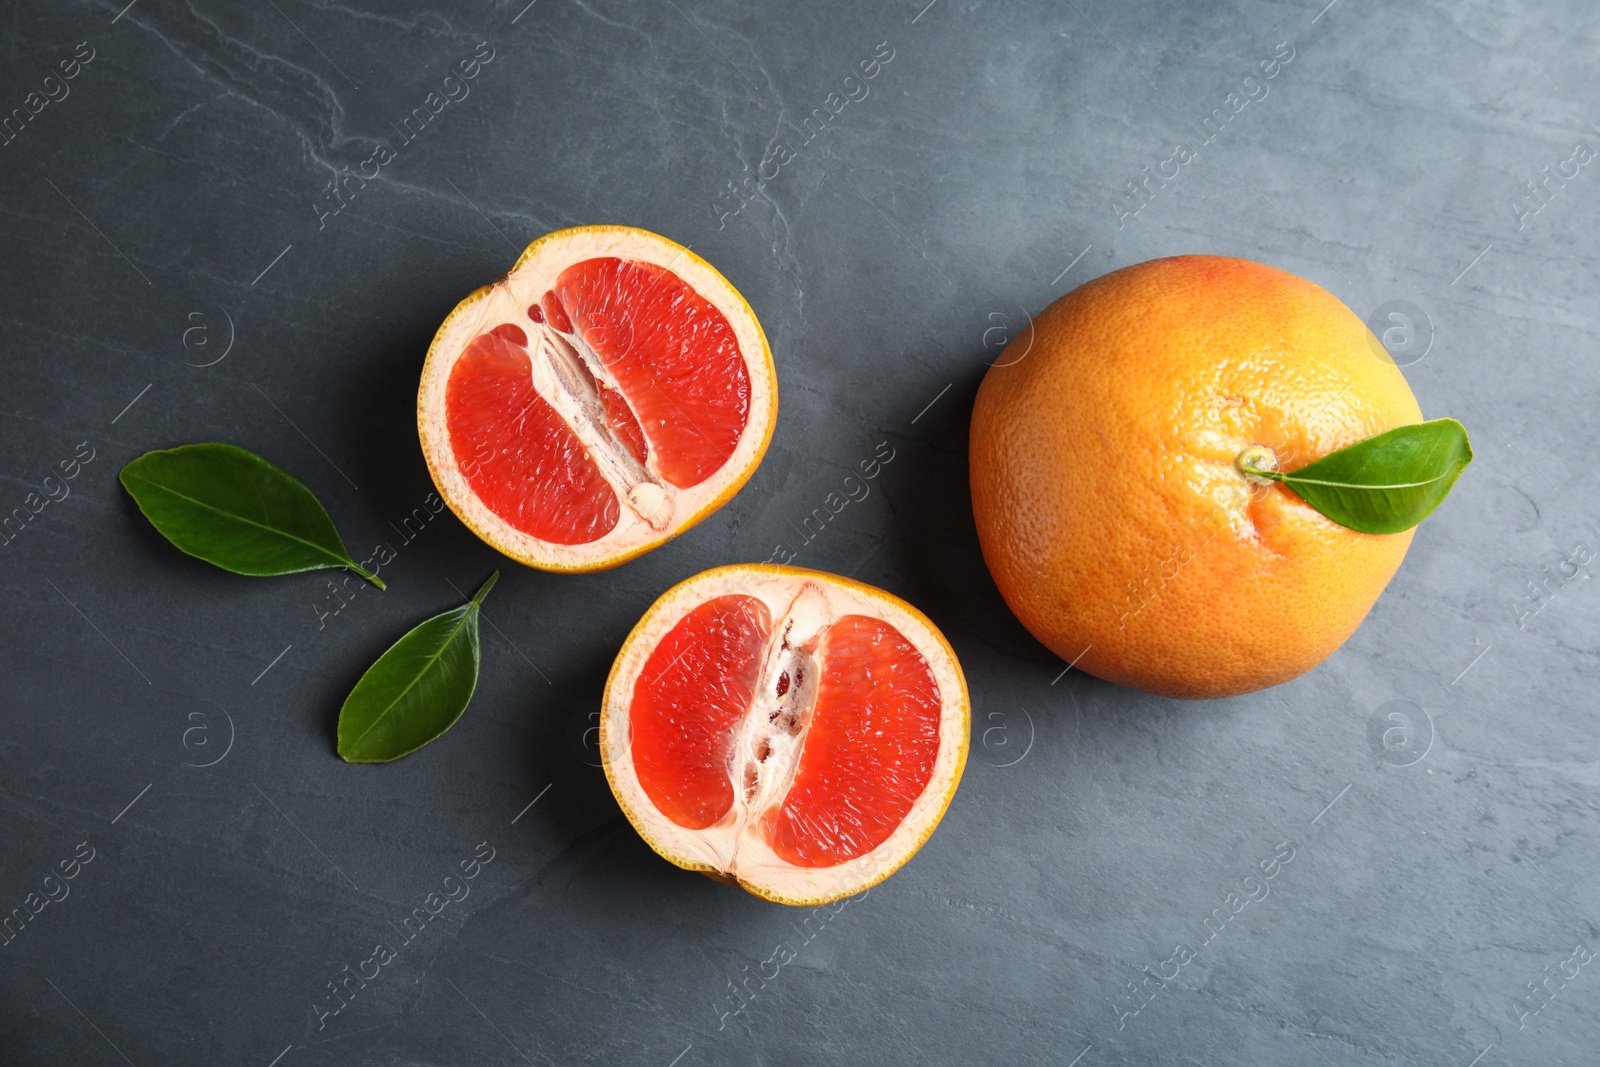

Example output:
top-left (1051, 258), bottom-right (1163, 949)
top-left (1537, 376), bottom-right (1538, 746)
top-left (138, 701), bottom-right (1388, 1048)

top-left (444, 331), bottom-right (619, 545)
top-left (601, 565), bottom-right (969, 906)
top-left (600, 385), bottom-right (650, 467)
top-left (419, 226), bottom-right (777, 572)
top-left (766, 614), bottom-right (942, 868)
top-left (548, 257), bottom-right (751, 489)
top-left (631, 594), bottom-right (771, 831)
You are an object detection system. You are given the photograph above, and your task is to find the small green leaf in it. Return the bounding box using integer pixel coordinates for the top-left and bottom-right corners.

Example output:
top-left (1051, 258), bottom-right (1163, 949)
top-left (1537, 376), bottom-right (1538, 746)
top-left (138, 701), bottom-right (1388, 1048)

top-left (120, 443), bottom-right (384, 588)
top-left (337, 572), bottom-right (499, 763)
top-left (1242, 418), bottom-right (1473, 534)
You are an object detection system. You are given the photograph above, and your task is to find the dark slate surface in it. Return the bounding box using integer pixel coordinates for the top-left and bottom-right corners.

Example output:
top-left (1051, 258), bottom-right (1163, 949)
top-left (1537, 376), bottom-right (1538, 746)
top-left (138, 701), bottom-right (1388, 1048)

top-left (2, 0), bottom-right (1597, 1064)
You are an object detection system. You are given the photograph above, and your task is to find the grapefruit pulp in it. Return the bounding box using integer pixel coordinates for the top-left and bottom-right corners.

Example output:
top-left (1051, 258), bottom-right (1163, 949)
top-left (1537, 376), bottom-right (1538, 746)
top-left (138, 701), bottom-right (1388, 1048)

top-left (419, 226), bottom-right (777, 571)
top-left (601, 565), bottom-right (970, 905)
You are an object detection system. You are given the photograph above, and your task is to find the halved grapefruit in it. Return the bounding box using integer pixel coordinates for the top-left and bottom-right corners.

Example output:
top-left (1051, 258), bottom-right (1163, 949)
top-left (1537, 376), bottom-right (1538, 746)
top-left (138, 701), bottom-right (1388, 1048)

top-left (600, 565), bottom-right (970, 905)
top-left (418, 226), bottom-right (777, 572)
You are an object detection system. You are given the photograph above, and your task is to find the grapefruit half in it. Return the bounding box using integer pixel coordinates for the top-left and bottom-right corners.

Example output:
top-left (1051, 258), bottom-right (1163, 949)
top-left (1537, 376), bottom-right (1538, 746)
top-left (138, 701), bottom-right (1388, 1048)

top-left (600, 565), bottom-right (970, 906)
top-left (419, 226), bottom-right (777, 572)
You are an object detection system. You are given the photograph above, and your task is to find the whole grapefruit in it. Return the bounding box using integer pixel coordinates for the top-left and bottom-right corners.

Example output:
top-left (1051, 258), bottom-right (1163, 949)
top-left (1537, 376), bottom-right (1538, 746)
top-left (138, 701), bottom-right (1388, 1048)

top-left (969, 255), bottom-right (1424, 699)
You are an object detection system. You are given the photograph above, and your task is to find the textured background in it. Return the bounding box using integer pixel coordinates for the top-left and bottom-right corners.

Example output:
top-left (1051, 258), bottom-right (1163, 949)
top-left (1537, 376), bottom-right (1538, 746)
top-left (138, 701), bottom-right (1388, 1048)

top-left (3, 1), bottom-right (1598, 1064)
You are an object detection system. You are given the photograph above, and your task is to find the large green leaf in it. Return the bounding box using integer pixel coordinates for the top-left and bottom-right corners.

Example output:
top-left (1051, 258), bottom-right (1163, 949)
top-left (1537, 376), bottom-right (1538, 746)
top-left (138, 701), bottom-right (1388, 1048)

top-left (120, 442), bottom-right (383, 587)
top-left (337, 573), bottom-right (499, 763)
top-left (1242, 419), bottom-right (1472, 534)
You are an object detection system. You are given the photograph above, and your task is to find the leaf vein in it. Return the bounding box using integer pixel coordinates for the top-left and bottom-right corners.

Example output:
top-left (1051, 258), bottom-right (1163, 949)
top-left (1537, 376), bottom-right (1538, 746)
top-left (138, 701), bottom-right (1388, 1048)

top-left (125, 473), bottom-right (350, 567)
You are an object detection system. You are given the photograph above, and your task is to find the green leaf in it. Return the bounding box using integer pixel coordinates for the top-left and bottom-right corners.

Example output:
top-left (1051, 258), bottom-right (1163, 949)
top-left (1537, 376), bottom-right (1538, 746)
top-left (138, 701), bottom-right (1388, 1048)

top-left (120, 443), bottom-right (384, 588)
top-left (1241, 418), bottom-right (1473, 534)
top-left (337, 572), bottom-right (499, 763)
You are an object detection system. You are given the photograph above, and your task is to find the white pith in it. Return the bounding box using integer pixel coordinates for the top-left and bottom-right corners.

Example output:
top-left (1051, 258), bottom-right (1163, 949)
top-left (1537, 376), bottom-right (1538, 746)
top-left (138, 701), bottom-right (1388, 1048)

top-left (419, 227), bottom-right (775, 569)
top-left (526, 318), bottom-right (671, 530)
top-left (601, 567), bottom-right (970, 903)
top-left (732, 583), bottom-right (829, 825)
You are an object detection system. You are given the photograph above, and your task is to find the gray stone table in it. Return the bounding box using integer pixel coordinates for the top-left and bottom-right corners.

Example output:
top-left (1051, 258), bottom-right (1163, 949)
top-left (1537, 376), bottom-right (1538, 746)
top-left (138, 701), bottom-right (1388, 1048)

top-left (2, 1), bottom-right (1597, 1064)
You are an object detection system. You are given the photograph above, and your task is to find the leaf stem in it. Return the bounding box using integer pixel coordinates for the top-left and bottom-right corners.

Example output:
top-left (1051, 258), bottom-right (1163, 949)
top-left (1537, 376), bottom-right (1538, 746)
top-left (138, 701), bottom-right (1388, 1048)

top-left (1235, 445), bottom-right (1283, 486)
top-left (349, 561), bottom-right (387, 590)
top-left (471, 570), bottom-right (500, 606)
